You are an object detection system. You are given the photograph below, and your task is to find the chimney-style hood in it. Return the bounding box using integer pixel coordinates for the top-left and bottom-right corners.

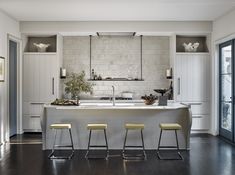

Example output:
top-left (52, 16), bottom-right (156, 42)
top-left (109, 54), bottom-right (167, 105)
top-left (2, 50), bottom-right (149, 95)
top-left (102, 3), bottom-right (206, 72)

top-left (96, 32), bottom-right (136, 36)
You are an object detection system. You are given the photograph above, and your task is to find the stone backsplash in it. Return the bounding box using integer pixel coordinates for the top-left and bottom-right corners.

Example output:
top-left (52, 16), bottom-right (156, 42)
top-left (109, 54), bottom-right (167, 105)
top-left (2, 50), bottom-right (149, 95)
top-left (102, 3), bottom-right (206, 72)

top-left (62, 36), bottom-right (170, 99)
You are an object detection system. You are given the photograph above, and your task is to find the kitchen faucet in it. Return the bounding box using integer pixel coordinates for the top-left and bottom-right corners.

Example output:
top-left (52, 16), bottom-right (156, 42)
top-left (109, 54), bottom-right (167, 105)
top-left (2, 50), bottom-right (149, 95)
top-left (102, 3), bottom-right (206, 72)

top-left (111, 85), bottom-right (115, 106)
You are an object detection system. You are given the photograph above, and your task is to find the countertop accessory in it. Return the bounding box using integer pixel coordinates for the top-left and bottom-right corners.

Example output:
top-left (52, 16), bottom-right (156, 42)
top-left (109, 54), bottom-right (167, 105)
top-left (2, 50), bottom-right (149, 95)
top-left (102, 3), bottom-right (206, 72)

top-left (154, 89), bottom-right (168, 96)
top-left (33, 43), bottom-right (50, 52)
top-left (158, 96), bottom-right (168, 106)
top-left (60, 68), bottom-right (66, 79)
top-left (141, 94), bottom-right (157, 105)
top-left (166, 68), bottom-right (173, 79)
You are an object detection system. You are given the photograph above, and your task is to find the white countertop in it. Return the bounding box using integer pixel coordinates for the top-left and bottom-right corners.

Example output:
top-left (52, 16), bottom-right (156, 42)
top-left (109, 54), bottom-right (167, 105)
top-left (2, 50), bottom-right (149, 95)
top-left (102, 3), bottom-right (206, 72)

top-left (44, 101), bottom-right (188, 110)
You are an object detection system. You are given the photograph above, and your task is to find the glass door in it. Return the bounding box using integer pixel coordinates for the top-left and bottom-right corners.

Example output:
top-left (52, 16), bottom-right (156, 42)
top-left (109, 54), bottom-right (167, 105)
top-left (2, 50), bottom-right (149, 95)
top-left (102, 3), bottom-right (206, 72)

top-left (219, 40), bottom-right (234, 141)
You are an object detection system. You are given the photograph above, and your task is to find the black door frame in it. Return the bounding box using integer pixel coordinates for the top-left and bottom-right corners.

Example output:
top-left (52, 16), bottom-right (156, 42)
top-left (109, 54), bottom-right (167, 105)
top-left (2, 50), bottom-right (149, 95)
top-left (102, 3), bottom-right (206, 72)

top-left (219, 40), bottom-right (235, 142)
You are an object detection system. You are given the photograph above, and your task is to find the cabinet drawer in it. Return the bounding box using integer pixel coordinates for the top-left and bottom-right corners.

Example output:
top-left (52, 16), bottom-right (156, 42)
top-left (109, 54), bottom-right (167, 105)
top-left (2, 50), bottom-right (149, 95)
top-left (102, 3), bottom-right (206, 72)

top-left (23, 102), bottom-right (45, 115)
top-left (191, 115), bottom-right (210, 130)
top-left (184, 102), bottom-right (210, 115)
top-left (23, 115), bottom-right (41, 131)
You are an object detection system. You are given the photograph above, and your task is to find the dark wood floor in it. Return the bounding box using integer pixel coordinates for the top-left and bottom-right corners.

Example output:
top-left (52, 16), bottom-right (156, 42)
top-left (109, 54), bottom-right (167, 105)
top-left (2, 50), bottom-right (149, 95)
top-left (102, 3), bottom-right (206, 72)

top-left (0, 134), bottom-right (234, 175)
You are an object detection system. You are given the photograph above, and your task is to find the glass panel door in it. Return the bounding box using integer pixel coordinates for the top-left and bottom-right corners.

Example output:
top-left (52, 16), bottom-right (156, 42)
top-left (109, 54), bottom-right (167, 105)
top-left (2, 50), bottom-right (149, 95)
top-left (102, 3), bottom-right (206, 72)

top-left (219, 40), bottom-right (234, 141)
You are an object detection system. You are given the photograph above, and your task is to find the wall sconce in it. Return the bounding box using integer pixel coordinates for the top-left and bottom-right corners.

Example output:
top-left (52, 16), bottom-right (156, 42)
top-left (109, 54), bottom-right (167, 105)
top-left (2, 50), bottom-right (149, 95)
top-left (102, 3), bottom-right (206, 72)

top-left (166, 68), bottom-right (172, 79)
top-left (60, 68), bottom-right (66, 79)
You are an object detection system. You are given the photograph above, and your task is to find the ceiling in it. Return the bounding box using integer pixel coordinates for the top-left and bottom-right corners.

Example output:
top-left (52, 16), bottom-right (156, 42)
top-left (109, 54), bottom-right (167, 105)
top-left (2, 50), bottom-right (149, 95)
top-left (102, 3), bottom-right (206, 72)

top-left (0, 0), bottom-right (235, 21)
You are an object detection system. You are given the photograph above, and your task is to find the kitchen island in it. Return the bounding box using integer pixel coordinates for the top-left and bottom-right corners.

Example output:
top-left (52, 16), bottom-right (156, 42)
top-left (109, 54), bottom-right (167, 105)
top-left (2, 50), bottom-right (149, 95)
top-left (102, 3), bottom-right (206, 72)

top-left (41, 101), bottom-right (192, 150)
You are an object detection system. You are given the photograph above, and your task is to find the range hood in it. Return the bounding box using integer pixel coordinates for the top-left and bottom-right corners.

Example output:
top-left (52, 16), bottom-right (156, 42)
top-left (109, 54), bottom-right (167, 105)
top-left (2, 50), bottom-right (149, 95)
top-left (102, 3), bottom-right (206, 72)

top-left (96, 32), bottom-right (136, 36)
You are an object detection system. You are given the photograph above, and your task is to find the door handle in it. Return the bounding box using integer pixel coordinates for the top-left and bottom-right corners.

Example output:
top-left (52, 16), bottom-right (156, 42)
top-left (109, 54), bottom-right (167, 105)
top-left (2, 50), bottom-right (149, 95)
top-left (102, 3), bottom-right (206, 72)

top-left (178, 78), bottom-right (180, 95)
top-left (52, 77), bottom-right (55, 95)
top-left (187, 102), bottom-right (202, 105)
top-left (192, 116), bottom-right (203, 119)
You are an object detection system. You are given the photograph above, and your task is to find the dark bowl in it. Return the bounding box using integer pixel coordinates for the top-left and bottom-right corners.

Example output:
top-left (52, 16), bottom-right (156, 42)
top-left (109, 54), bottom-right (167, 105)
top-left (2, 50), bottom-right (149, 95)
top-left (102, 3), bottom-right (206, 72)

top-left (144, 100), bottom-right (156, 105)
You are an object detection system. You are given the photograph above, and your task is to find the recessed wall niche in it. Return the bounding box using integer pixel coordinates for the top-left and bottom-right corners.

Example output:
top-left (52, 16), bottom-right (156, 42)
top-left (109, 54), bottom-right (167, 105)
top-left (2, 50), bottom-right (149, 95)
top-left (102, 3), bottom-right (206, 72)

top-left (24, 35), bottom-right (57, 52)
top-left (176, 35), bottom-right (209, 52)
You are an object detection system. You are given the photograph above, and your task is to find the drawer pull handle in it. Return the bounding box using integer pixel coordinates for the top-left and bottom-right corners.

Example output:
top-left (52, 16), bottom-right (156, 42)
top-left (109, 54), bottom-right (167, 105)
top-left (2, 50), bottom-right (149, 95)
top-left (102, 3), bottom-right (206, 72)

top-left (188, 103), bottom-right (202, 105)
top-left (30, 115), bottom-right (40, 118)
top-left (193, 116), bottom-right (203, 118)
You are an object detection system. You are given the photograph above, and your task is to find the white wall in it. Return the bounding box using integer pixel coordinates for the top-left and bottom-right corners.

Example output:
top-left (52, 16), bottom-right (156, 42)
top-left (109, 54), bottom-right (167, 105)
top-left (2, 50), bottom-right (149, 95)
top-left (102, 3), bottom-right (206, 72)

top-left (0, 10), bottom-right (20, 143)
top-left (213, 9), bottom-right (235, 41)
top-left (211, 8), bottom-right (235, 135)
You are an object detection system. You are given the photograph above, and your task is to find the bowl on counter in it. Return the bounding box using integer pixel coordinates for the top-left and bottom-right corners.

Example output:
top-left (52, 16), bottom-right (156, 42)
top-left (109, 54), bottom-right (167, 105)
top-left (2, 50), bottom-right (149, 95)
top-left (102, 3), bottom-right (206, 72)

top-left (144, 99), bottom-right (156, 105)
top-left (141, 94), bottom-right (157, 105)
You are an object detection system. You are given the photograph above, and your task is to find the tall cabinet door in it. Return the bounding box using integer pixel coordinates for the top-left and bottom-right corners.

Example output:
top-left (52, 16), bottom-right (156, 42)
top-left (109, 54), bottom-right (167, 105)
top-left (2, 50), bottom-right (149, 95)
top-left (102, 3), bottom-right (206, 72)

top-left (38, 54), bottom-right (58, 102)
top-left (175, 54), bottom-right (210, 102)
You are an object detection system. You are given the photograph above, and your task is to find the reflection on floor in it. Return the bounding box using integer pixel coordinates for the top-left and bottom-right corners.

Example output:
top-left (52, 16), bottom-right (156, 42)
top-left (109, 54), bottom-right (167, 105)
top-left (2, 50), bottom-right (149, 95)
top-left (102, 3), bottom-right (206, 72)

top-left (9, 133), bottom-right (42, 144)
top-left (0, 134), bottom-right (234, 175)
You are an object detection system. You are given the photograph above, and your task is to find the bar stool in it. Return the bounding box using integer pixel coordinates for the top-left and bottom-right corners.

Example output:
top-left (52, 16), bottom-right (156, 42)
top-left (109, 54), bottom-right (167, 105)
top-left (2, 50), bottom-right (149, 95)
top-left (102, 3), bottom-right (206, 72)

top-left (122, 123), bottom-right (146, 160)
top-left (48, 123), bottom-right (74, 159)
top-left (157, 123), bottom-right (183, 160)
top-left (85, 123), bottom-right (109, 159)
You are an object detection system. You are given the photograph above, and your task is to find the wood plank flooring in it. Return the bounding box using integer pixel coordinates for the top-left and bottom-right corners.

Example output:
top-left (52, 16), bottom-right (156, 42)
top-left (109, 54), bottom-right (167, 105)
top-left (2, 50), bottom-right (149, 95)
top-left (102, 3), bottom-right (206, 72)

top-left (0, 134), bottom-right (234, 175)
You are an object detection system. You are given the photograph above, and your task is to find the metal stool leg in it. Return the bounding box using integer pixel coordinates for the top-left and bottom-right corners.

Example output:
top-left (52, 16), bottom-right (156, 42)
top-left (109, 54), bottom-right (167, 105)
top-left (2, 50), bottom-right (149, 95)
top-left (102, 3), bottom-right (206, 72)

top-left (104, 129), bottom-right (109, 160)
top-left (157, 129), bottom-right (162, 159)
top-left (141, 129), bottom-right (147, 159)
top-left (68, 128), bottom-right (75, 159)
top-left (85, 130), bottom-right (92, 159)
top-left (122, 129), bottom-right (128, 158)
top-left (175, 130), bottom-right (183, 160)
top-left (48, 129), bottom-right (58, 158)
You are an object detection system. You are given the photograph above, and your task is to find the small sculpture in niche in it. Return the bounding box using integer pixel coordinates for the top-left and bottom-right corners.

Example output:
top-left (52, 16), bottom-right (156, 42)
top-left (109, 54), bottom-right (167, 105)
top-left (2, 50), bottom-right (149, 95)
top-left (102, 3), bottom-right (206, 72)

top-left (33, 43), bottom-right (50, 52)
top-left (183, 42), bottom-right (200, 52)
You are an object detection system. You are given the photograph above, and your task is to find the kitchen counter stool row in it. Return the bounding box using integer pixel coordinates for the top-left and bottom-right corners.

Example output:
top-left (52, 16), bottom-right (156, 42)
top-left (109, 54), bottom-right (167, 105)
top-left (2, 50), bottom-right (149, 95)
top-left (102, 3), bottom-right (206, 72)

top-left (48, 122), bottom-right (183, 160)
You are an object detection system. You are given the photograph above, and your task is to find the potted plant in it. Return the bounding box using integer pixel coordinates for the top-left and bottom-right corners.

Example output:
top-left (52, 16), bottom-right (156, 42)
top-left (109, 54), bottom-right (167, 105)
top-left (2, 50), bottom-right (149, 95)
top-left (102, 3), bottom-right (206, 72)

top-left (64, 71), bottom-right (93, 100)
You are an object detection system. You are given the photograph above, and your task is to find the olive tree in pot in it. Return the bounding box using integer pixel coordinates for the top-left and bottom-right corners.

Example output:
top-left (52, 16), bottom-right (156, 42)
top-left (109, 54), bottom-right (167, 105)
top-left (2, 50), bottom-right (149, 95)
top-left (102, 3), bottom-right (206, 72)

top-left (64, 71), bottom-right (93, 100)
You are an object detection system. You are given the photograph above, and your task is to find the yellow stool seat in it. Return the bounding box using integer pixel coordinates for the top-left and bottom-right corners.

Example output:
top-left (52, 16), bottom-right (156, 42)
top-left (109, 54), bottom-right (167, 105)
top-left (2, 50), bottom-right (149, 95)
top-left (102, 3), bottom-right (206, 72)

top-left (125, 123), bottom-right (145, 130)
top-left (50, 123), bottom-right (71, 129)
top-left (159, 123), bottom-right (182, 130)
top-left (87, 124), bottom-right (107, 130)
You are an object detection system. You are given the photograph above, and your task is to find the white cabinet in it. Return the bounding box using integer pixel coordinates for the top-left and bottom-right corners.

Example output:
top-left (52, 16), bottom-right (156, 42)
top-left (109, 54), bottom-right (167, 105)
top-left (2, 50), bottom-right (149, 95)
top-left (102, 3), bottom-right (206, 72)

top-left (22, 34), bottom-right (63, 132)
top-left (175, 53), bottom-right (210, 132)
top-left (175, 54), bottom-right (210, 102)
top-left (23, 53), bottom-right (60, 132)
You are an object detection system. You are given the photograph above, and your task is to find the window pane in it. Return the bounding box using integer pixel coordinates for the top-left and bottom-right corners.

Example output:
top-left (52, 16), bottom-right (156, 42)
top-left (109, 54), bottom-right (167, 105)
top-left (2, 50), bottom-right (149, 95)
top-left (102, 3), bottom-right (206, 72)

top-left (221, 102), bottom-right (232, 131)
top-left (221, 45), bottom-right (232, 74)
top-left (221, 74), bottom-right (232, 102)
